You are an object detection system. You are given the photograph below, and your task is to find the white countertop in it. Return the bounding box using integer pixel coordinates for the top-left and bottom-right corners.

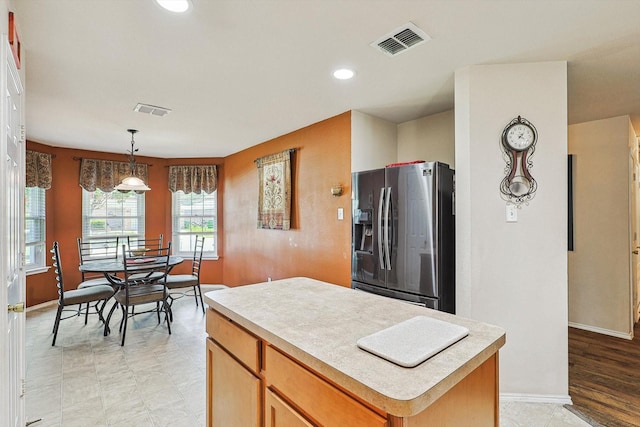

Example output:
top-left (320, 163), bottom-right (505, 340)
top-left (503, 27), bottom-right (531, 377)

top-left (204, 277), bottom-right (505, 417)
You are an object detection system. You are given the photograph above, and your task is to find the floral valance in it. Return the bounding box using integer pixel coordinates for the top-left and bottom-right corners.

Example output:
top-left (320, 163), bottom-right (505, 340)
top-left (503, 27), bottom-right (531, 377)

top-left (168, 165), bottom-right (217, 194)
top-left (26, 150), bottom-right (52, 189)
top-left (79, 158), bottom-right (149, 192)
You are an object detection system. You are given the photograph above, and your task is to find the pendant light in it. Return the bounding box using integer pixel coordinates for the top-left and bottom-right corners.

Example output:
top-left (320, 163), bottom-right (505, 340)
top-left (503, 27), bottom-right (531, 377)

top-left (115, 129), bottom-right (151, 192)
top-left (155, 0), bottom-right (191, 13)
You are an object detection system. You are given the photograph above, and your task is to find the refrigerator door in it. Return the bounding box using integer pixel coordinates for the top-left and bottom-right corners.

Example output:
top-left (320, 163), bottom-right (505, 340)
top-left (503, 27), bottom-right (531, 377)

top-left (352, 169), bottom-right (386, 288)
top-left (385, 163), bottom-right (438, 298)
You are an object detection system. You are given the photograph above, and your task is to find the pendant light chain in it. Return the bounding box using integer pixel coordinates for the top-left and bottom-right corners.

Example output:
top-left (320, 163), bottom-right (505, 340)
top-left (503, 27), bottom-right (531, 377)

top-left (115, 129), bottom-right (150, 192)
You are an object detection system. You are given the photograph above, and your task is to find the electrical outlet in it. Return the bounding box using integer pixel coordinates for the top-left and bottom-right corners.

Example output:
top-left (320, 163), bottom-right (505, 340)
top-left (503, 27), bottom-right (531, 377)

top-left (337, 208), bottom-right (344, 220)
top-left (506, 204), bottom-right (518, 222)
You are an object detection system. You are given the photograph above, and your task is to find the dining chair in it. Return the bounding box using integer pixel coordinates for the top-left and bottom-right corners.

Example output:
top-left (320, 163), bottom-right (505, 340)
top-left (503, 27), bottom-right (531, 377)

top-left (77, 236), bottom-right (122, 286)
top-left (51, 241), bottom-right (115, 346)
top-left (126, 233), bottom-right (163, 256)
top-left (127, 234), bottom-right (164, 281)
top-left (76, 236), bottom-right (122, 322)
top-left (106, 242), bottom-right (173, 346)
top-left (165, 235), bottom-right (206, 314)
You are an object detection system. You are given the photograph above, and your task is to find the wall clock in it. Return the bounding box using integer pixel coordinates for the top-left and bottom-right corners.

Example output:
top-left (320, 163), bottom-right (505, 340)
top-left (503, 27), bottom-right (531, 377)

top-left (500, 115), bottom-right (538, 205)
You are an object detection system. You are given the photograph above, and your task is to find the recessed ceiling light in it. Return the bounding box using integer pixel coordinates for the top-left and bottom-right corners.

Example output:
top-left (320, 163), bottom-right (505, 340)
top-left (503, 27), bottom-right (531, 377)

top-left (333, 68), bottom-right (355, 80)
top-left (155, 0), bottom-right (191, 13)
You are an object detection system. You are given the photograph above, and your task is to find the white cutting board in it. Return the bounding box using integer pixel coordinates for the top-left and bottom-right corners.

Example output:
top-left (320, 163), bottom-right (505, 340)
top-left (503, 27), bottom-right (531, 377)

top-left (357, 316), bottom-right (469, 368)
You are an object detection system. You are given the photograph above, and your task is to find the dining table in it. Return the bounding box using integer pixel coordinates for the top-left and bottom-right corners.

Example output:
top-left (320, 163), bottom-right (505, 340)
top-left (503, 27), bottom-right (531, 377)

top-left (79, 256), bottom-right (184, 336)
top-left (78, 255), bottom-right (184, 285)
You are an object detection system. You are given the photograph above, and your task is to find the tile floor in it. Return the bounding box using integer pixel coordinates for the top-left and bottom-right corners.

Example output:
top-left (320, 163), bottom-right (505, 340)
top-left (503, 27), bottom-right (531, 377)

top-left (25, 287), bottom-right (593, 427)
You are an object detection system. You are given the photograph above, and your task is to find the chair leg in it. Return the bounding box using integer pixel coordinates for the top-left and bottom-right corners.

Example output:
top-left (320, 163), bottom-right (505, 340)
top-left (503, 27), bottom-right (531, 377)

top-left (119, 305), bottom-right (126, 333)
top-left (84, 301), bottom-right (90, 325)
top-left (193, 286), bottom-right (199, 306)
top-left (51, 304), bottom-right (63, 346)
top-left (156, 301), bottom-right (161, 324)
top-left (165, 294), bottom-right (174, 322)
top-left (121, 305), bottom-right (129, 346)
top-left (163, 300), bottom-right (172, 335)
top-left (196, 284), bottom-right (205, 313)
top-left (166, 303), bottom-right (173, 324)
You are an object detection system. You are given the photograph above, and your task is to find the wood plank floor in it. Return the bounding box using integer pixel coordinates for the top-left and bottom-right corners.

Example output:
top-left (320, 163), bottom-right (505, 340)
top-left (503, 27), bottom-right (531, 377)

top-left (569, 322), bottom-right (640, 427)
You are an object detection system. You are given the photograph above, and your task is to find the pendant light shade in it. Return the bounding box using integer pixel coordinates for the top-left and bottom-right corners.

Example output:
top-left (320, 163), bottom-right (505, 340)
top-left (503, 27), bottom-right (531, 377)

top-left (115, 129), bottom-right (150, 192)
top-left (155, 0), bottom-right (190, 13)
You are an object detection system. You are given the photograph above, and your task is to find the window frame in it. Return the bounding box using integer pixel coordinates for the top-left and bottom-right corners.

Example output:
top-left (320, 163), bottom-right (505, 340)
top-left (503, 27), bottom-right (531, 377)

top-left (81, 189), bottom-right (146, 247)
top-left (24, 186), bottom-right (46, 272)
top-left (171, 190), bottom-right (217, 258)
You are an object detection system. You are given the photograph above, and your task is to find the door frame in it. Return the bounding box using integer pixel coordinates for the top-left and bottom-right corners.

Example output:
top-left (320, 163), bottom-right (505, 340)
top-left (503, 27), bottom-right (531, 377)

top-left (1, 34), bottom-right (26, 427)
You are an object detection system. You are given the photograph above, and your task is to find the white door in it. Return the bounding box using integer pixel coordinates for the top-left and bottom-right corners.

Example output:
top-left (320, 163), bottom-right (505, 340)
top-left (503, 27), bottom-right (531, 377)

top-left (1, 36), bottom-right (25, 427)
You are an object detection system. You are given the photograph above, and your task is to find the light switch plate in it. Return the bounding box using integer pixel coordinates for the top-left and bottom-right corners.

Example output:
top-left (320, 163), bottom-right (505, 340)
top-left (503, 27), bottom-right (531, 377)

top-left (337, 208), bottom-right (344, 220)
top-left (506, 204), bottom-right (517, 222)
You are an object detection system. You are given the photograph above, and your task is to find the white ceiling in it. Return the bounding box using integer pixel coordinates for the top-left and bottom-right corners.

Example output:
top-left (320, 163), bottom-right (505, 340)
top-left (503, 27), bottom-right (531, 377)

top-left (13, 0), bottom-right (640, 158)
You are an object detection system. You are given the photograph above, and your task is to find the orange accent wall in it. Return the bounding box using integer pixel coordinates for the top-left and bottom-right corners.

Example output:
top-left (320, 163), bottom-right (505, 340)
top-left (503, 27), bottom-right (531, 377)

top-left (222, 112), bottom-right (352, 287)
top-left (26, 111), bottom-right (352, 306)
top-left (25, 142), bottom-right (224, 306)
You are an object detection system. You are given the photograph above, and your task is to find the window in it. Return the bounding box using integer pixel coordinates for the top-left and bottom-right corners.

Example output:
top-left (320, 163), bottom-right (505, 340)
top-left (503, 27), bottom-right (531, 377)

top-left (82, 189), bottom-right (145, 249)
top-left (172, 190), bottom-right (217, 257)
top-left (25, 187), bottom-right (46, 271)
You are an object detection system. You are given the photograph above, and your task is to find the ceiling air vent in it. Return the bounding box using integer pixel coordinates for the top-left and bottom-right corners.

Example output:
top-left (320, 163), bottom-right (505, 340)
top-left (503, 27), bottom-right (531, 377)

top-left (370, 22), bottom-right (431, 57)
top-left (134, 103), bottom-right (172, 117)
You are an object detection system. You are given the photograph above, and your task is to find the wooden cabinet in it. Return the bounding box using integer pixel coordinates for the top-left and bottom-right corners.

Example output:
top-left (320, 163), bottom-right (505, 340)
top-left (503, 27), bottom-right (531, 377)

top-left (206, 307), bottom-right (499, 427)
top-left (206, 310), bottom-right (261, 427)
top-left (265, 389), bottom-right (313, 427)
top-left (206, 339), bottom-right (261, 427)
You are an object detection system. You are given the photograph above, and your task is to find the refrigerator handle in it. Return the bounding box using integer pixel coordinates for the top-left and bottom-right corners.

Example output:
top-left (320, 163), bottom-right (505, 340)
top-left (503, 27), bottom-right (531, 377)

top-left (378, 187), bottom-right (386, 270)
top-left (385, 186), bottom-right (392, 270)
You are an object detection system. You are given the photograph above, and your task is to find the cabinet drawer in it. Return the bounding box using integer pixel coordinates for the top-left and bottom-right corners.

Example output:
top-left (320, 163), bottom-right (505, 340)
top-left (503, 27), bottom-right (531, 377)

top-left (264, 345), bottom-right (387, 427)
top-left (206, 309), bottom-right (260, 373)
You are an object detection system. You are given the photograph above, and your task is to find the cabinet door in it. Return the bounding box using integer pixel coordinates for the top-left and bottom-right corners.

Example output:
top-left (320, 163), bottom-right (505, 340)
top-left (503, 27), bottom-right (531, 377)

top-left (265, 389), bottom-right (314, 427)
top-left (207, 339), bottom-right (261, 427)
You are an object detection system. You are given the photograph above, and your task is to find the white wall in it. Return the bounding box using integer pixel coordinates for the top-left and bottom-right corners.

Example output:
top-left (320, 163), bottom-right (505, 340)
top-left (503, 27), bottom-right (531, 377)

top-left (568, 116), bottom-right (636, 338)
top-left (351, 110), bottom-right (397, 172)
top-left (397, 110), bottom-right (455, 167)
top-left (455, 62), bottom-right (569, 401)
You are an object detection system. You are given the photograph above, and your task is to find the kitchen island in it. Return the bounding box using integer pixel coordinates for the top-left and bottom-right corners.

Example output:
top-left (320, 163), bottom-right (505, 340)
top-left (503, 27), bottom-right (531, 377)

top-left (204, 277), bottom-right (506, 427)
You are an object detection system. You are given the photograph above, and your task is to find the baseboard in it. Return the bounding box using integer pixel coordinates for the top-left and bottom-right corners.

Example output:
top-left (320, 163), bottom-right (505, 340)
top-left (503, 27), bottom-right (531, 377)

top-left (26, 300), bottom-right (57, 312)
top-left (568, 321), bottom-right (633, 340)
top-left (500, 393), bottom-right (573, 405)
top-left (200, 284), bottom-right (229, 291)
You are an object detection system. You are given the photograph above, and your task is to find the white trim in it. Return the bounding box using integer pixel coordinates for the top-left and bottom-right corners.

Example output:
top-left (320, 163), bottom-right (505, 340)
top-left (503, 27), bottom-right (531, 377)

top-left (25, 266), bottom-right (50, 276)
top-left (500, 393), bottom-right (572, 405)
top-left (26, 300), bottom-right (57, 312)
top-left (628, 152), bottom-right (636, 341)
top-left (569, 321), bottom-right (633, 340)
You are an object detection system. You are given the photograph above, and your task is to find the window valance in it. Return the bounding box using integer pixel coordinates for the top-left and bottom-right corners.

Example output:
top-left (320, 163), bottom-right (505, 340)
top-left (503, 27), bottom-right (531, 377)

top-left (79, 158), bottom-right (149, 192)
top-left (26, 150), bottom-right (52, 189)
top-left (168, 165), bottom-right (217, 194)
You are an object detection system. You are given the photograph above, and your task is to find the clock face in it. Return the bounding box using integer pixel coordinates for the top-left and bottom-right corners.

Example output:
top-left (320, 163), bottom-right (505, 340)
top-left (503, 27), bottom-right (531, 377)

top-left (505, 123), bottom-right (535, 151)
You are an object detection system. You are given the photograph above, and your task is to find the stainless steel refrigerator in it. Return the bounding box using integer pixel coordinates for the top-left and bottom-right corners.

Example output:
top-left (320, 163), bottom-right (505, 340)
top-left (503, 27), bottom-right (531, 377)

top-left (351, 161), bottom-right (455, 313)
